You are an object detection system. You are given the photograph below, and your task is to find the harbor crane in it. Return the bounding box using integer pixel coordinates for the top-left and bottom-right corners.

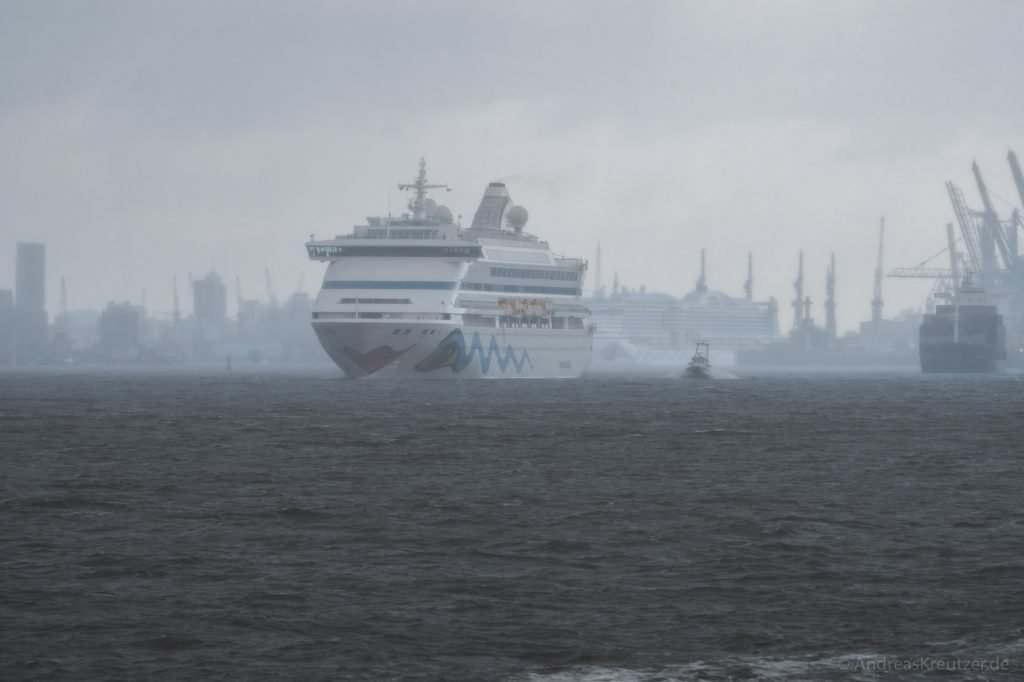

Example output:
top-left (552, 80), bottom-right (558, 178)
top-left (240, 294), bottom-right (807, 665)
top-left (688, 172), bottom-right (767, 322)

top-left (971, 161), bottom-right (1015, 268)
top-left (1009, 150), bottom-right (1024, 213)
top-left (946, 181), bottom-right (983, 275)
top-left (825, 253), bottom-right (836, 339)
top-left (871, 219), bottom-right (884, 327)
top-left (792, 250), bottom-right (804, 331)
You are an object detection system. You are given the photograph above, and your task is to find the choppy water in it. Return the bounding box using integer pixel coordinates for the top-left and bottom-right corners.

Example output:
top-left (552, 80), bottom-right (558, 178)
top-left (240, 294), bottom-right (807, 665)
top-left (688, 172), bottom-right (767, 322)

top-left (2, 370), bottom-right (1023, 681)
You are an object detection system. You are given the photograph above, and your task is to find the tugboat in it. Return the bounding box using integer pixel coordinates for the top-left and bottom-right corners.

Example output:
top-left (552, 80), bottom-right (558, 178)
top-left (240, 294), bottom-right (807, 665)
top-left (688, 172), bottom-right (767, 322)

top-left (684, 341), bottom-right (712, 378)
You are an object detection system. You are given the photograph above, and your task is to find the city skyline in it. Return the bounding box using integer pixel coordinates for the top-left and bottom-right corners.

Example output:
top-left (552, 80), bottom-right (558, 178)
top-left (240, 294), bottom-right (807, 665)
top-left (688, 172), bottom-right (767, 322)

top-left (2, 1), bottom-right (1023, 333)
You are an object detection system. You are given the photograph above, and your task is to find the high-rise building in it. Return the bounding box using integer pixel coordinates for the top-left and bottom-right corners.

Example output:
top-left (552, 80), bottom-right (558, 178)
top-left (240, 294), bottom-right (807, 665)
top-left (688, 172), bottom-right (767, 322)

top-left (13, 242), bottom-right (48, 363)
top-left (191, 272), bottom-right (227, 360)
top-left (16, 242), bottom-right (46, 310)
top-left (193, 272), bottom-right (227, 327)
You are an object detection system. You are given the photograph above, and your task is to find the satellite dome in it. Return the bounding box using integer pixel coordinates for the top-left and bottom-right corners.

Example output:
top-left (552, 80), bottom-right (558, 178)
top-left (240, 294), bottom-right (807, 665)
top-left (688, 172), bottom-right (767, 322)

top-left (423, 198), bottom-right (437, 215)
top-left (434, 204), bottom-right (453, 223)
top-left (506, 205), bottom-right (529, 231)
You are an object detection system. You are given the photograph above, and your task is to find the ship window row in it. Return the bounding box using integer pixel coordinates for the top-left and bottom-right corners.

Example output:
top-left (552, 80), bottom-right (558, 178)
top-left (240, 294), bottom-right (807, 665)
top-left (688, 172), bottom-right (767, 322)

top-left (484, 248), bottom-right (553, 264)
top-left (324, 280), bottom-right (458, 290)
top-left (313, 312), bottom-right (451, 321)
top-left (309, 246), bottom-right (482, 258)
top-left (339, 298), bottom-right (412, 305)
top-left (463, 315), bottom-right (587, 330)
top-left (353, 229), bottom-right (442, 240)
top-left (461, 282), bottom-right (579, 295)
top-left (490, 267), bottom-right (577, 281)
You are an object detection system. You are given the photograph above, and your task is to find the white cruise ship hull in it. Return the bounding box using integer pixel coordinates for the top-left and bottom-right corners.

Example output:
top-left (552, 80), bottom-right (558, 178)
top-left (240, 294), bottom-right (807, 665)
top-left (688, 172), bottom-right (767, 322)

top-left (314, 321), bottom-right (592, 379)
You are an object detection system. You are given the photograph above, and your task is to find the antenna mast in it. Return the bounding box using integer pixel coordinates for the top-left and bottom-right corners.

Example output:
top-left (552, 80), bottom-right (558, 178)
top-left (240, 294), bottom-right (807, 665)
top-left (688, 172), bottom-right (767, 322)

top-left (398, 158), bottom-right (450, 221)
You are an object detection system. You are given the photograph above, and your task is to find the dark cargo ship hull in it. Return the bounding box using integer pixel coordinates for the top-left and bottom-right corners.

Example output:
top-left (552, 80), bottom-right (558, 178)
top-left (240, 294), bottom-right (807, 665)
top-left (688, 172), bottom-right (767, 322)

top-left (918, 298), bottom-right (1005, 374)
top-left (919, 342), bottom-right (1000, 373)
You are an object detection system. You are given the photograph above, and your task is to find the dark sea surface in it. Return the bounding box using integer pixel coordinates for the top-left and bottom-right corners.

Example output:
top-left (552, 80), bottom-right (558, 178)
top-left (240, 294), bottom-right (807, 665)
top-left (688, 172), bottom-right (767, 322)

top-left (2, 369), bottom-right (1023, 681)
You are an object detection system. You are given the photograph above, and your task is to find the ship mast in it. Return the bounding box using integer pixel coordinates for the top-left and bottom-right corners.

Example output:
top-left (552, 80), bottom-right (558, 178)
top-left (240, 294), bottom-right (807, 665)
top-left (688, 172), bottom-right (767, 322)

top-left (398, 157), bottom-right (450, 221)
top-left (696, 248), bottom-right (707, 293)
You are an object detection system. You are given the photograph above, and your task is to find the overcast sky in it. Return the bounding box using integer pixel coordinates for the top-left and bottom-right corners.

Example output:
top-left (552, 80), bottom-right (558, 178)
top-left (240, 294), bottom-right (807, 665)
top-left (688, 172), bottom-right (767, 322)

top-left (1, 0), bottom-right (1022, 333)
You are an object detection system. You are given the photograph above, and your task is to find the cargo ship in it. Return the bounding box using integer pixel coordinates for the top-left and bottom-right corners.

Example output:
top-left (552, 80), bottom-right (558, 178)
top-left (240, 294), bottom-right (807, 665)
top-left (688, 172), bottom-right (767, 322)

top-left (919, 281), bottom-right (1006, 373)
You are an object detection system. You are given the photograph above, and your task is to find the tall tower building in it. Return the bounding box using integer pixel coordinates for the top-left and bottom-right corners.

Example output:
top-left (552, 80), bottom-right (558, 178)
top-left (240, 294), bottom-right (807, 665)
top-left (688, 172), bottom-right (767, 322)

top-left (191, 271), bottom-right (227, 359)
top-left (193, 271), bottom-right (227, 327)
top-left (16, 243), bottom-right (46, 310)
top-left (14, 242), bottom-right (48, 363)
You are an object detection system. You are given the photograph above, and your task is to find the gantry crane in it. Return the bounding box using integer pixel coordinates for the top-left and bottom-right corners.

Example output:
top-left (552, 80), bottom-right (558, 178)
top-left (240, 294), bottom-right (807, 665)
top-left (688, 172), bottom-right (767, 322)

top-left (946, 181), bottom-right (983, 276)
top-left (971, 161), bottom-right (1015, 268)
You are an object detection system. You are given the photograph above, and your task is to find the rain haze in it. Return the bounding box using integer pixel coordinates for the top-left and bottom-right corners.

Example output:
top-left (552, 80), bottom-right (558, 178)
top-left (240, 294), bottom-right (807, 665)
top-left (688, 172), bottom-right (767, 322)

top-left (6, 4), bottom-right (1024, 681)
top-left (2, 0), bottom-right (1022, 333)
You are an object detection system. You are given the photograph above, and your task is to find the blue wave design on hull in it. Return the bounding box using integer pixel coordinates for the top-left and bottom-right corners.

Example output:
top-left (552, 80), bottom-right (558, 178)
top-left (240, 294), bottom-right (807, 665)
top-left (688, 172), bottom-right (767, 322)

top-left (415, 330), bottom-right (533, 375)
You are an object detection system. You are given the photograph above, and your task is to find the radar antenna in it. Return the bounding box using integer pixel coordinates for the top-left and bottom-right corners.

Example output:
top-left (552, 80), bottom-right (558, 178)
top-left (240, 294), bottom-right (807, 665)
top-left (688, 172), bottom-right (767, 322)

top-left (398, 157), bottom-right (451, 221)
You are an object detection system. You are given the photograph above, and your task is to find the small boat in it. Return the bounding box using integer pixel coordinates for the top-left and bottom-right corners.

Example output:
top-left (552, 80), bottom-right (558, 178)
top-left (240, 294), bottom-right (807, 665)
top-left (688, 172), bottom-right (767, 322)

top-left (684, 341), bottom-right (712, 378)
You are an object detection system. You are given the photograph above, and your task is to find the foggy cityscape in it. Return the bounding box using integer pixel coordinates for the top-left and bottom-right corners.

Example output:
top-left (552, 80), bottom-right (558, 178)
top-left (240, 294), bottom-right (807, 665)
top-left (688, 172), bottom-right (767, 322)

top-left (3, 2), bottom-right (1023, 681)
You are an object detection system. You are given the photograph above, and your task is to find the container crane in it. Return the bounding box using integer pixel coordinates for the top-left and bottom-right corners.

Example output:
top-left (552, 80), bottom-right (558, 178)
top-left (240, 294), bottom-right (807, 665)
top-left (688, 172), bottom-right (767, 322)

top-left (947, 222), bottom-right (961, 293)
top-left (1009, 150), bottom-right (1024, 213)
top-left (946, 181), bottom-right (984, 276)
top-left (971, 161), bottom-right (1015, 268)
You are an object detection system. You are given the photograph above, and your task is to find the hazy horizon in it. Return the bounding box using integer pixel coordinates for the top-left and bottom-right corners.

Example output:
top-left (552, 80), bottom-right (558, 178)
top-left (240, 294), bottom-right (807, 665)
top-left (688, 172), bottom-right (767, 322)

top-left (2, 0), bottom-right (1022, 334)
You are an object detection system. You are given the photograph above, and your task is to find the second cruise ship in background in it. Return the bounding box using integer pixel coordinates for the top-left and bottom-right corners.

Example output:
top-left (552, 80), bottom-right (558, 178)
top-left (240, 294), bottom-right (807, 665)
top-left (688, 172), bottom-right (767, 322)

top-left (587, 250), bottom-right (779, 373)
top-left (306, 160), bottom-right (592, 378)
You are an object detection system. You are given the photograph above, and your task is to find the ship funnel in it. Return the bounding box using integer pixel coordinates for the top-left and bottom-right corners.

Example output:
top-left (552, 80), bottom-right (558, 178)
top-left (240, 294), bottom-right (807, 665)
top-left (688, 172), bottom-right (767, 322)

top-left (470, 182), bottom-right (513, 229)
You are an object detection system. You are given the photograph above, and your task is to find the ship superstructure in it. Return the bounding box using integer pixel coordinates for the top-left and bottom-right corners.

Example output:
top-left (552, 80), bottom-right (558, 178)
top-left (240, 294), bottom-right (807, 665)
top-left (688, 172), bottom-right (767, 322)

top-left (306, 160), bottom-right (592, 378)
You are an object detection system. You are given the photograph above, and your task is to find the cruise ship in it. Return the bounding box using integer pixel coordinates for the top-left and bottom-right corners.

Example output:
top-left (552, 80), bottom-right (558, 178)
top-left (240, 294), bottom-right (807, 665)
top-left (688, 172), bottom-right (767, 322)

top-left (306, 160), bottom-right (592, 378)
top-left (587, 252), bottom-right (778, 373)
